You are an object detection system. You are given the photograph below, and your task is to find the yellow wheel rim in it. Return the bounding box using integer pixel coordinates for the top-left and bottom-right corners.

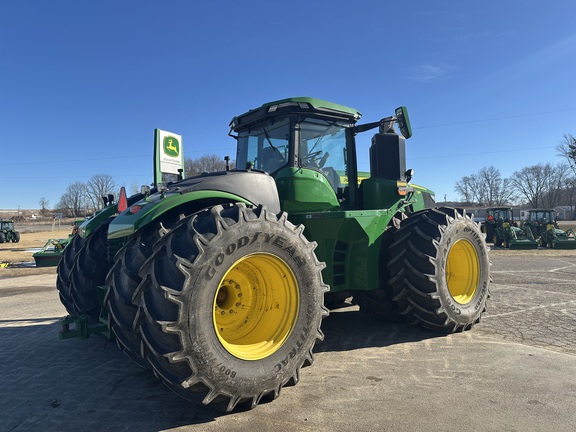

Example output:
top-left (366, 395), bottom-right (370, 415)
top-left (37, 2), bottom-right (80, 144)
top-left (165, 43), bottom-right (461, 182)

top-left (446, 239), bottom-right (480, 305)
top-left (213, 253), bottom-right (299, 361)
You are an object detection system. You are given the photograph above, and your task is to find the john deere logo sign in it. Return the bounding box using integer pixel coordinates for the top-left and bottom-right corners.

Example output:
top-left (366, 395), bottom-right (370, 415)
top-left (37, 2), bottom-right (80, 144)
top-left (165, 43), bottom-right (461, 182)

top-left (155, 129), bottom-right (184, 181)
top-left (163, 136), bottom-right (180, 157)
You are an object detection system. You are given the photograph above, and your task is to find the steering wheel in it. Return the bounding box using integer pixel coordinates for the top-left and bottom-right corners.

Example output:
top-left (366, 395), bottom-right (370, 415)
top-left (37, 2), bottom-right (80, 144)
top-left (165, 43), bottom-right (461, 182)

top-left (304, 150), bottom-right (322, 166)
top-left (304, 150), bottom-right (331, 168)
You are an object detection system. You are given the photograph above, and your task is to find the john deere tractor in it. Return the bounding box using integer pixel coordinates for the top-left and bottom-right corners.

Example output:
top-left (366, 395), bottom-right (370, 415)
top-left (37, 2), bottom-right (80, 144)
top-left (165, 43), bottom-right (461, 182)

top-left (56, 97), bottom-right (491, 411)
top-left (524, 208), bottom-right (576, 249)
top-left (0, 220), bottom-right (20, 243)
top-left (482, 207), bottom-right (537, 249)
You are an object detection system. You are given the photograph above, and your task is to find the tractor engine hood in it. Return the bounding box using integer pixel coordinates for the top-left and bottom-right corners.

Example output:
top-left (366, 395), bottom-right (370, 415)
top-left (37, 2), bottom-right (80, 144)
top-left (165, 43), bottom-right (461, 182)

top-left (108, 170), bottom-right (281, 239)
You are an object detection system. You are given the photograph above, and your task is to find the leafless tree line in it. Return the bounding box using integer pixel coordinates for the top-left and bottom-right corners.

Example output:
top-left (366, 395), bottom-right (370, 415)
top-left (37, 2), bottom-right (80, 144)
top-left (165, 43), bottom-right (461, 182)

top-left (454, 134), bottom-right (576, 211)
top-left (55, 155), bottom-right (231, 217)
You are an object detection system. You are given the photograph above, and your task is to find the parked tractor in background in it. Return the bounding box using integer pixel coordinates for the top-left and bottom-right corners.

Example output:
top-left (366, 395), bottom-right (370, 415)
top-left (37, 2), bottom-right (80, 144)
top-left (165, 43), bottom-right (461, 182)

top-left (0, 220), bottom-right (20, 243)
top-left (56, 97), bottom-right (491, 411)
top-left (481, 207), bottom-right (537, 249)
top-left (523, 209), bottom-right (576, 249)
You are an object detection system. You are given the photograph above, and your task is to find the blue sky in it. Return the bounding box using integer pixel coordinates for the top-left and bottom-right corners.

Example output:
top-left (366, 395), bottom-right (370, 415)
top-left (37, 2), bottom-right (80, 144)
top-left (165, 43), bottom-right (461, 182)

top-left (2, 1), bottom-right (575, 209)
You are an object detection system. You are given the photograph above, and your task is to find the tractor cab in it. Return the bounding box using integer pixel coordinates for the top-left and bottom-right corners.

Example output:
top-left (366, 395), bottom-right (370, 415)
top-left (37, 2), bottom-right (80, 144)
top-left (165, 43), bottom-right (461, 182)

top-left (231, 97), bottom-right (434, 213)
top-left (232, 98), bottom-right (359, 211)
top-left (525, 208), bottom-right (576, 248)
top-left (0, 219), bottom-right (20, 243)
top-left (482, 207), bottom-right (516, 241)
top-left (1, 220), bottom-right (15, 231)
top-left (524, 209), bottom-right (558, 238)
top-left (486, 207), bottom-right (515, 224)
top-left (527, 209), bottom-right (556, 226)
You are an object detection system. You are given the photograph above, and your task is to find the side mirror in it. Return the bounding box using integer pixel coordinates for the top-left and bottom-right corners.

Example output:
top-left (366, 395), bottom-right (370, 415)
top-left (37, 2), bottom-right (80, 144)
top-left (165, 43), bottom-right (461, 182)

top-left (404, 168), bottom-right (414, 183)
top-left (395, 106), bottom-right (412, 139)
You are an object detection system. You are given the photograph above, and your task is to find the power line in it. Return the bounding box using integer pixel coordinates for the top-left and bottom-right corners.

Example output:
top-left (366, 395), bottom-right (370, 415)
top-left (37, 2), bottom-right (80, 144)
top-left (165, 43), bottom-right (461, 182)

top-left (414, 108), bottom-right (576, 130)
top-left (410, 146), bottom-right (557, 161)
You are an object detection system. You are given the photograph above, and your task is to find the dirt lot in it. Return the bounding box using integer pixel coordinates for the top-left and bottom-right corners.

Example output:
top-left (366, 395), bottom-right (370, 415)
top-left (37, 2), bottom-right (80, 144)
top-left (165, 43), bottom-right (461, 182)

top-left (2, 252), bottom-right (576, 431)
top-left (0, 229), bottom-right (71, 278)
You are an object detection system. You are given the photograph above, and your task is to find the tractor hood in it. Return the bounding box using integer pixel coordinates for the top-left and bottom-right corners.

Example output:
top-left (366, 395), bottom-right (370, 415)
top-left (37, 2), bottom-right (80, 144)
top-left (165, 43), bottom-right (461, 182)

top-left (108, 170), bottom-right (281, 239)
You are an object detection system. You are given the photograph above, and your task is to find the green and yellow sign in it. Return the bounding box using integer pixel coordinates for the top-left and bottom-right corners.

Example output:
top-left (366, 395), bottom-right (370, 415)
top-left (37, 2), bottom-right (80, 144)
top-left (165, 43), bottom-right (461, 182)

top-left (163, 136), bottom-right (180, 157)
top-left (154, 129), bottom-right (185, 184)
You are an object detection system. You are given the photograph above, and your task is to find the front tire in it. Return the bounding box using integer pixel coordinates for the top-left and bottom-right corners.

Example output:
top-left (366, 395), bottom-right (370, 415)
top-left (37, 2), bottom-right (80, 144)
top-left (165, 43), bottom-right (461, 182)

top-left (106, 209), bottom-right (190, 368)
top-left (69, 218), bottom-right (113, 322)
top-left (56, 235), bottom-right (85, 315)
top-left (389, 208), bottom-right (490, 333)
top-left (138, 204), bottom-right (328, 411)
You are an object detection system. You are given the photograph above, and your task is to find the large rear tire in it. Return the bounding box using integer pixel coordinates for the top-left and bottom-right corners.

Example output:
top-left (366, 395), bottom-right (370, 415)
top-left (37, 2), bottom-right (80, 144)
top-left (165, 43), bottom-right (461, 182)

top-left (106, 209), bottom-right (190, 368)
top-left (389, 207), bottom-right (490, 333)
top-left (56, 235), bottom-right (85, 315)
top-left (138, 204), bottom-right (328, 411)
top-left (69, 218), bottom-right (113, 322)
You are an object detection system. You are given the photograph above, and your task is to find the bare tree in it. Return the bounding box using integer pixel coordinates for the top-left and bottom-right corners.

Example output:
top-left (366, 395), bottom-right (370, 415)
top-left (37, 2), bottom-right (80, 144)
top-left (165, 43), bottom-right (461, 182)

top-left (556, 134), bottom-right (576, 174)
top-left (185, 154), bottom-right (231, 177)
top-left (454, 166), bottom-right (514, 206)
top-left (454, 175), bottom-right (475, 205)
top-left (38, 197), bottom-right (50, 217)
top-left (129, 181), bottom-right (141, 196)
top-left (86, 174), bottom-right (116, 211)
top-left (56, 181), bottom-right (85, 217)
top-left (510, 163), bottom-right (570, 208)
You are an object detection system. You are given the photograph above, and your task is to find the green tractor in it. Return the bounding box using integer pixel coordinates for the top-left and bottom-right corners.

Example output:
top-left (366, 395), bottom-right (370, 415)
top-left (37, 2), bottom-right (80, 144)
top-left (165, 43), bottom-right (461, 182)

top-left (0, 220), bottom-right (20, 243)
top-left (481, 207), bottom-right (537, 249)
top-left (57, 97), bottom-right (491, 411)
top-left (523, 208), bottom-right (576, 249)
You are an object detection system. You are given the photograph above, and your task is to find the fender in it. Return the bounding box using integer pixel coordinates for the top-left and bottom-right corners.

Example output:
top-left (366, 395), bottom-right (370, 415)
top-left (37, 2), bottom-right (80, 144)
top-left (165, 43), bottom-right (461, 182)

top-left (108, 170), bottom-right (281, 240)
top-left (108, 190), bottom-right (253, 239)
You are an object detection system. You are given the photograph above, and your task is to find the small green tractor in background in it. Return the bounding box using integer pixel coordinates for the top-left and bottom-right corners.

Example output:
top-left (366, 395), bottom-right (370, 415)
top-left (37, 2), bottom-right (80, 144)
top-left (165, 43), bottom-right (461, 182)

top-left (523, 208), bottom-right (576, 249)
top-left (0, 220), bottom-right (20, 243)
top-left (481, 207), bottom-right (537, 249)
top-left (56, 97), bottom-right (491, 411)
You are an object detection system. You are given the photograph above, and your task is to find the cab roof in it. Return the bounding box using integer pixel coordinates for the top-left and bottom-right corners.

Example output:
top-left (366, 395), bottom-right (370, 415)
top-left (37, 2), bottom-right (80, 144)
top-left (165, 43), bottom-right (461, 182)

top-left (230, 97), bottom-right (362, 132)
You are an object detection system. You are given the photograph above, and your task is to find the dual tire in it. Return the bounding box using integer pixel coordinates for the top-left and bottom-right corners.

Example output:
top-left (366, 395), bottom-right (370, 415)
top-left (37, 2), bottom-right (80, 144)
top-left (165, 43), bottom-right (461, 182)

top-left (135, 204), bottom-right (328, 411)
top-left (56, 219), bottom-right (112, 322)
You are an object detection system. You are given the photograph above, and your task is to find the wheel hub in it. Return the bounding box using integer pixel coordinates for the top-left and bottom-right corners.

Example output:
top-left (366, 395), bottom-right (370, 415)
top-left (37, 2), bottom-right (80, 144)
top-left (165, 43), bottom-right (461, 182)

top-left (213, 253), bottom-right (299, 361)
top-left (446, 238), bottom-right (480, 305)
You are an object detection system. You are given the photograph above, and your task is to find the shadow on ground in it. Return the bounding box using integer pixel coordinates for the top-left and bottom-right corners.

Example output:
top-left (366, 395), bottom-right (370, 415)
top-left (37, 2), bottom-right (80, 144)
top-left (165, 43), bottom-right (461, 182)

top-left (1, 306), bottom-right (440, 430)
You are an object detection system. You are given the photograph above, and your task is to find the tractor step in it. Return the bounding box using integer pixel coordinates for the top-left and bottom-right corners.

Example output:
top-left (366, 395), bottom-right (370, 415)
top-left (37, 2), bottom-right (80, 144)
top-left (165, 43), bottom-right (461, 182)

top-left (59, 285), bottom-right (113, 340)
top-left (59, 315), bottom-right (112, 340)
